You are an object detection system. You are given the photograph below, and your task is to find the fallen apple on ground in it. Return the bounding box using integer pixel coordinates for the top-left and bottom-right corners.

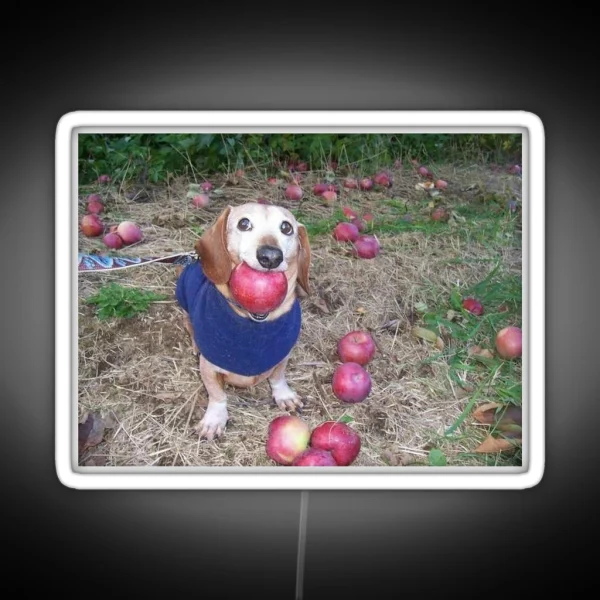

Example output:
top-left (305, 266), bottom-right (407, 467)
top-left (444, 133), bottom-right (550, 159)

top-left (292, 448), bottom-right (338, 466)
top-left (351, 235), bottom-right (380, 259)
top-left (343, 178), bottom-right (358, 189)
top-left (229, 261), bottom-right (288, 314)
top-left (337, 330), bottom-right (376, 365)
top-left (116, 221), bottom-right (143, 245)
top-left (80, 214), bottom-right (104, 237)
top-left (359, 177), bottom-right (373, 190)
top-left (373, 170), bottom-right (392, 187)
top-left (342, 206), bottom-right (358, 219)
top-left (462, 297), bottom-right (484, 316)
top-left (285, 184), bottom-right (303, 201)
top-left (495, 326), bottom-right (522, 360)
top-left (435, 179), bottom-right (448, 189)
top-left (103, 232), bottom-right (124, 249)
top-left (201, 181), bottom-right (213, 192)
top-left (310, 421), bottom-right (361, 466)
top-left (97, 174), bottom-right (111, 184)
top-left (266, 415), bottom-right (310, 465)
top-left (191, 194), bottom-right (210, 208)
top-left (431, 207), bottom-right (449, 222)
top-left (87, 199), bottom-right (104, 214)
top-left (332, 221), bottom-right (360, 242)
top-left (322, 190), bottom-right (337, 203)
top-left (313, 183), bottom-right (329, 196)
top-left (331, 362), bottom-right (372, 404)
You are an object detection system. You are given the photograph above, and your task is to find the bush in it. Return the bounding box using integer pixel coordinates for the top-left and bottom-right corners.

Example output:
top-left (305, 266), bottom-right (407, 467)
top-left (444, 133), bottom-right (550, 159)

top-left (78, 133), bottom-right (522, 185)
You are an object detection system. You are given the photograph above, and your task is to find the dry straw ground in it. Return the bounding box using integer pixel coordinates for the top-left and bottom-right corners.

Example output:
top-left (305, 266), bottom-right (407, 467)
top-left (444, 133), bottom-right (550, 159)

top-left (77, 161), bottom-right (522, 468)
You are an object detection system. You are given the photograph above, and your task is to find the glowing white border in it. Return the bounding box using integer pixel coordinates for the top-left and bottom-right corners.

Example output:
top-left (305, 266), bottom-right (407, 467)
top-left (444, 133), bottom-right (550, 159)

top-left (56, 111), bottom-right (544, 490)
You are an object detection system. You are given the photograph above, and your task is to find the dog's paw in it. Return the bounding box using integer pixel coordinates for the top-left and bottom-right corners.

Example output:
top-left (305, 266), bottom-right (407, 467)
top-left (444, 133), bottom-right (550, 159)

top-left (195, 402), bottom-right (229, 441)
top-left (273, 386), bottom-right (304, 412)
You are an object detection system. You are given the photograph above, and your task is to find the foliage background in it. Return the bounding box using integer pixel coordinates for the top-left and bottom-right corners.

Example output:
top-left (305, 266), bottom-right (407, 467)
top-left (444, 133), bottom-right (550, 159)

top-left (78, 133), bottom-right (522, 185)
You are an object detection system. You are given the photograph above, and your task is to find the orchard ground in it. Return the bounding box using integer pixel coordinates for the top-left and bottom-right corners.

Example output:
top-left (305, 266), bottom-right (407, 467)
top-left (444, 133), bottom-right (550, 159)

top-left (77, 159), bottom-right (523, 468)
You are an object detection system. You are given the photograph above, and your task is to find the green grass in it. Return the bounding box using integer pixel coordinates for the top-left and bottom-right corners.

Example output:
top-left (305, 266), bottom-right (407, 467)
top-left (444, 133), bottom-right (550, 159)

top-left (85, 283), bottom-right (168, 320)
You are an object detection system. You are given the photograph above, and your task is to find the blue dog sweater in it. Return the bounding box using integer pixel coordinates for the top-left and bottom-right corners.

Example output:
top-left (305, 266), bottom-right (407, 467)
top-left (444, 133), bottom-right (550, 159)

top-left (175, 260), bottom-right (302, 376)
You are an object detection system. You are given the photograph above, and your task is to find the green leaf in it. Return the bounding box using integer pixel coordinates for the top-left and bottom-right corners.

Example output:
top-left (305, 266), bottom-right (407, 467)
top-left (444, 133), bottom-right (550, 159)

top-left (428, 448), bottom-right (447, 466)
top-left (339, 415), bottom-right (354, 424)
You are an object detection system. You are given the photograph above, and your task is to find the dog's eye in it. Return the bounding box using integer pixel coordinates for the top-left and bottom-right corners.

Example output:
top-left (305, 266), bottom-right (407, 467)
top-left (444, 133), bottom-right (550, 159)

top-left (280, 221), bottom-right (294, 236)
top-left (237, 218), bottom-right (252, 231)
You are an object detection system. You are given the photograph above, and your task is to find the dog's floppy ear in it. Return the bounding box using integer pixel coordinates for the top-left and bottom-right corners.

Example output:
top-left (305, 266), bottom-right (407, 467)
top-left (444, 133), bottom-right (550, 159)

top-left (295, 223), bottom-right (311, 296)
top-left (194, 205), bottom-right (233, 285)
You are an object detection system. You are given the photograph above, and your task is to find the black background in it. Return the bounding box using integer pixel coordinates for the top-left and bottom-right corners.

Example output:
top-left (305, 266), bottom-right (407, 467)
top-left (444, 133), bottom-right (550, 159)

top-left (1, 10), bottom-right (593, 597)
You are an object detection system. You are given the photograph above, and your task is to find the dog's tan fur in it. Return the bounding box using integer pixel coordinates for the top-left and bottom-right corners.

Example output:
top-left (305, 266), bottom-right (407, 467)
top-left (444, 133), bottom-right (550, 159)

top-left (177, 203), bottom-right (311, 440)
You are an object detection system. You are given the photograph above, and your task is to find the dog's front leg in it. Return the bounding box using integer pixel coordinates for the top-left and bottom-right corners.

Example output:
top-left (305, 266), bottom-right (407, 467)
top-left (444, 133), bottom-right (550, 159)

top-left (195, 356), bottom-right (229, 440)
top-left (268, 356), bottom-right (304, 412)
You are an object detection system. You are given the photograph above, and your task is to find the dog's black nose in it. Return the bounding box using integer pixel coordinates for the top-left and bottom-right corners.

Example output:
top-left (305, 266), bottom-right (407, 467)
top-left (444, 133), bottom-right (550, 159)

top-left (256, 245), bottom-right (283, 269)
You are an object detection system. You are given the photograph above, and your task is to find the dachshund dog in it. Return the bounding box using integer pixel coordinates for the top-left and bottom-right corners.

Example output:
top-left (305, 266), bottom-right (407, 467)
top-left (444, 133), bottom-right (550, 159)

top-left (175, 202), bottom-right (311, 440)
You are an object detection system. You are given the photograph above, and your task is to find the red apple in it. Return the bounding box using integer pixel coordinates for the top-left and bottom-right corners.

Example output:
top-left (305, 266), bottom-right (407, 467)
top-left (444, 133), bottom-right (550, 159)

top-left (201, 181), bottom-right (213, 192)
top-left (296, 161), bottom-right (309, 172)
top-left (103, 232), bottom-right (123, 249)
top-left (229, 261), bottom-right (288, 314)
top-left (373, 171), bottom-right (392, 187)
top-left (87, 200), bottom-right (104, 214)
top-left (313, 183), bottom-right (329, 196)
top-left (80, 214), bottom-right (104, 237)
top-left (362, 213), bottom-right (373, 222)
top-left (97, 174), bottom-right (111, 184)
top-left (359, 177), bottom-right (373, 190)
top-left (87, 193), bottom-right (102, 203)
top-left (331, 362), bottom-right (372, 404)
top-left (116, 221), bottom-right (143, 245)
top-left (292, 448), bottom-right (338, 466)
top-left (418, 166), bottom-right (430, 177)
top-left (266, 415), bottom-right (310, 465)
top-left (343, 178), bottom-right (358, 189)
top-left (431, 207), bottom-right (449, 222)
top-left (332, 221), bottom-right (360, 242)
top-left (351, 235), bottom-right (380, 259)
top-left (435, 179), bottom-right (448, 189)
top-left (322, 190), bottom-right (337, 203)
top-left (495, 326), bottom-right (522, 360)
top-left (337, 330), bottom-right (376, 365)
top-left (192, 193), bottom-right (210, 208)
top-left (342, 206), bottom-right (358, 219)
top-left (310, 421), bottom-right (361, 466)
top-left (285, 184), bottom-right (303, 201)
top-left (462, 297), bottom-right (484, 316)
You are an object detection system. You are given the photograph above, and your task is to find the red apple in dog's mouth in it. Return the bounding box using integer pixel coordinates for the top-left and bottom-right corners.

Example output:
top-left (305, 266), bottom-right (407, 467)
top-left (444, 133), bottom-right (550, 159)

top-left (310, 421), bottom-right (361, 466)
top-left (229, 261), bottom-right (288, 314)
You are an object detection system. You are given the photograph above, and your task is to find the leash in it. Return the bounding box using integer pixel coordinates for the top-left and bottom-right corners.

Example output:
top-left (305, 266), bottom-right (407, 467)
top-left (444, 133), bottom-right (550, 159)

top-left (78, 250), bottom-right (274, 322)
top-left (78, 251), bottom-right (197, 272)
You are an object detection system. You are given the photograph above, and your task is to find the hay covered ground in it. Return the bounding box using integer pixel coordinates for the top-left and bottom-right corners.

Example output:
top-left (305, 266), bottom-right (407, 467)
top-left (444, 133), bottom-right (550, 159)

top-left (77, 160), bottom-right (523, 468)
